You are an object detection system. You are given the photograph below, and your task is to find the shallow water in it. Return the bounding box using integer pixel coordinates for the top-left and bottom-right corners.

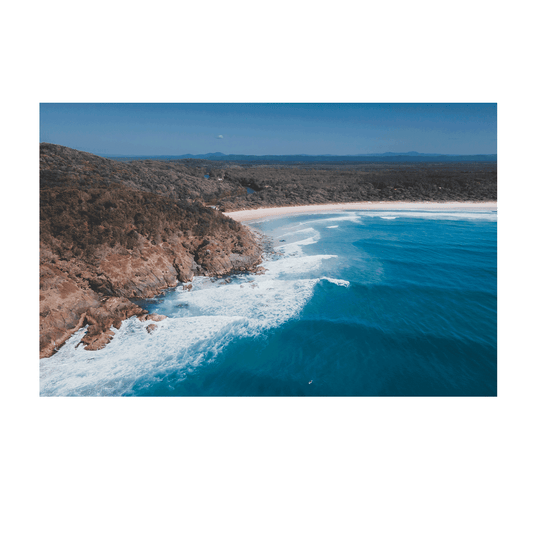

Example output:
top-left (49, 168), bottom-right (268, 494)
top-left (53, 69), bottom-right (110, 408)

top-left (40, 209), bottom-right (497, 396)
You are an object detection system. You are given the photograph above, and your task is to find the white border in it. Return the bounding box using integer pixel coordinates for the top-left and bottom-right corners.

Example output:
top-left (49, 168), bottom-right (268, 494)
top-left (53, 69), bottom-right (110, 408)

top-left (18, 84), bottom-right (516, 416)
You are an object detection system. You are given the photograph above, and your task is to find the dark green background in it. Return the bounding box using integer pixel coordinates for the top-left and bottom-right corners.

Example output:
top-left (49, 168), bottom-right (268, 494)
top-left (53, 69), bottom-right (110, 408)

top-left (0, 1), bottom-right (532, 532)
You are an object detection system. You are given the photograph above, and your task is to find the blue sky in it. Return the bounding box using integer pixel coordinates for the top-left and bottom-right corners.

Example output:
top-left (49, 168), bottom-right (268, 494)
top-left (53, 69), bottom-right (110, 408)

top-left (40, 103), bottom-right (497, 156)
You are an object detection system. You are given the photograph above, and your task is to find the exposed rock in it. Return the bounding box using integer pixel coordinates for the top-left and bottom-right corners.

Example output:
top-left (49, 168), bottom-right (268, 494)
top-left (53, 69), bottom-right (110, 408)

top-left (80, 297), bottom-right (148, 351)
top-left (40, 264), bottom-right (100, 358)
top-left (139, 313), bottom-right (167, 322)
top-left (40, 143), bottom-right (263, 358)
top-left (146, 324), bottom-right (158, 334)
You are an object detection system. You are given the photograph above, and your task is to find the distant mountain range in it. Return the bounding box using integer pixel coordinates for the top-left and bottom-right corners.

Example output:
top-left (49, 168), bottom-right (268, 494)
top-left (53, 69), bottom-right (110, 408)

top-left (106, 151), bottom-right (497, 163)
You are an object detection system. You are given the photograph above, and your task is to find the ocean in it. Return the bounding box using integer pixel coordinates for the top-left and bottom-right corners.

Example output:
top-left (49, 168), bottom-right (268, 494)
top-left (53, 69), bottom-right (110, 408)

top-left (40, 209), bottom-right (497, 396)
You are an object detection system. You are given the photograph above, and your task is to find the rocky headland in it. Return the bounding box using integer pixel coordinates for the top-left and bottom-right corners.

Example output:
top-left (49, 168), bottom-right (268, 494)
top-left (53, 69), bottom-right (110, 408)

top-left (40, 144), bottom-right (497, 359)
top-left (40, 144), bottom-right (263, 358)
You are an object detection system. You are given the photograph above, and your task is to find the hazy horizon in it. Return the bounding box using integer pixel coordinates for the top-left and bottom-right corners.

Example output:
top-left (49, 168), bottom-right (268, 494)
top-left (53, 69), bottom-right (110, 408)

top-left (40, 103), bottom-right (497, 156)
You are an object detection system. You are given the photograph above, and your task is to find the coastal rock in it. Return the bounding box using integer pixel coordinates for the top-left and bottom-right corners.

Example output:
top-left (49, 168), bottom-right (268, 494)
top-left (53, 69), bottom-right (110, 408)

top-left (80, 297), bottom-right (147, 351)
top-left (39, 143), bottom-right (263, 358)
top-left (173, 252), bottom-right (195, 282)
top-left (139, 313), bottom-right (167, 322)
top-left (96, 246), bottom-right (180, 298)
top-left (39, 264), bottom-right (100, 358)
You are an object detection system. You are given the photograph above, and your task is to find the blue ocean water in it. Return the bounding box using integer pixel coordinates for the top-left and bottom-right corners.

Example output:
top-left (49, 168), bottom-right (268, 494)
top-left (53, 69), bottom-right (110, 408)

top-left (40, 209), bottom-right (497, 396)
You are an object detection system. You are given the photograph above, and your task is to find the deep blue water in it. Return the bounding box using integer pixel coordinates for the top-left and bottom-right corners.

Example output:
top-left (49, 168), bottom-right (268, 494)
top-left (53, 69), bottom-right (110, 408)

top-left (40, 209), bottom-right (497, 396)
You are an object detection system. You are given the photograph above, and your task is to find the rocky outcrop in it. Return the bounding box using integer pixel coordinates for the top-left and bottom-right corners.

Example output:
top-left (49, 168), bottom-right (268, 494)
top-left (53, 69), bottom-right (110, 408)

top-left (80, 297), bottom-right (148, 350)
top-left (40, 144), bottom-right (263, 359)
top-left (145, 324), bottom-right (158, 334)
top-left (140, 313), bottom-right (166, 322)
top-left (40, 264), bottom-right (101, 358)
top-left (39, 230), bottom-right (262, 358)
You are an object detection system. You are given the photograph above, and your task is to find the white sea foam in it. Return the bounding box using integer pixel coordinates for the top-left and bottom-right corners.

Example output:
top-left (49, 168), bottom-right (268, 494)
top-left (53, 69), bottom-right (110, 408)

top-left (293, 210), bottom-right (496, 224)
top-left (321, 277), bottom-right (350, 287)
top-left (264, 254), bottom-right (337, 276)
top-left (359, 211), bottom-right (497, 222)
top-left (39, 315), bottom-right (246, 396)
top-left (302, 213), bottom-right (363, 225)
top-left (326, 225), bottom-right (339, 228)
top-left (380, 216), bottom-right (397, 220)
top-left (275, 228), bottom-right (321, 257)
top-left (281, 227), bottom-right (317, 236)
top-left (40, 233), bottom-right (342, 395)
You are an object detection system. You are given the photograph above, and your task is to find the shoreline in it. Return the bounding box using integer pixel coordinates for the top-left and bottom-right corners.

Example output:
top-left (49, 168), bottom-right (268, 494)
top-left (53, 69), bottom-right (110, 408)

top-left (225, 201), bottom-right (497, 221)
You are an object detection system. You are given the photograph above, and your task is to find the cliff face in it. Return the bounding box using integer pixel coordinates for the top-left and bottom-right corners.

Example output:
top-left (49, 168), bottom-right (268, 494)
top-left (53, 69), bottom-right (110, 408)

top-left (40, 144), bottom-right (262, 358)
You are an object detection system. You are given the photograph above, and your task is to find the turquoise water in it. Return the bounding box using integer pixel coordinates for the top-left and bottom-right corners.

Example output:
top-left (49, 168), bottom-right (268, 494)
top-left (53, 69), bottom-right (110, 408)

top-left (40, 209), bottom-right (497, 396)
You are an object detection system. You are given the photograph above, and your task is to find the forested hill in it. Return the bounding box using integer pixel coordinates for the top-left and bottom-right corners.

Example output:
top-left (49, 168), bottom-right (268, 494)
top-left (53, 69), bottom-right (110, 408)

top-left (174, 159), bottom-right (497, 211)
top-left (41, 143), bottom-right (497, 214)
top-left (40, 143), bottom-right (249, 205)
top-left (39, 143), bottom-right (262, 358)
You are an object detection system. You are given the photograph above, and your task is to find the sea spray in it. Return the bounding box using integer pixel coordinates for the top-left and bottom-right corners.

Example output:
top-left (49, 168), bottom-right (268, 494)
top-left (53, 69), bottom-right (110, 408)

top-left (41, 210), bottom-right (497, 396)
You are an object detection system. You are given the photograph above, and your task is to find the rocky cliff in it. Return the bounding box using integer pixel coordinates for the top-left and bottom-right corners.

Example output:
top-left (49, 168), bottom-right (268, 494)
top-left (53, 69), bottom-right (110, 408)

top-left (40, 144), bottom-right (263, 358)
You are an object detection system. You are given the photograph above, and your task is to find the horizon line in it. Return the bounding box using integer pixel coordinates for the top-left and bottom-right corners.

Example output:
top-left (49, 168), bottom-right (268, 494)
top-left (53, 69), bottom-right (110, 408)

top-left (39, 143), bottom-right (497, 158)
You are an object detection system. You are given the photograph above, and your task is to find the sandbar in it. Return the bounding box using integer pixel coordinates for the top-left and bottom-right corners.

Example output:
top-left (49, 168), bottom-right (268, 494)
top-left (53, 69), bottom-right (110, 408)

top-left (225, 201), bottom-right (497, 222)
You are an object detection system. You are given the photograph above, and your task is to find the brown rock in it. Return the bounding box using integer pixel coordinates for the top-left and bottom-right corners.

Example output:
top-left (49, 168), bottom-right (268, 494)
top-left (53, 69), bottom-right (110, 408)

top-left (39, 143), bottom-right (264, 358)
top-left (139, 313), bottom-right (167, 322)
top-left (79, 297), bottom-right (147, 351)
top-left (39, 265), bottom-right (100, 358)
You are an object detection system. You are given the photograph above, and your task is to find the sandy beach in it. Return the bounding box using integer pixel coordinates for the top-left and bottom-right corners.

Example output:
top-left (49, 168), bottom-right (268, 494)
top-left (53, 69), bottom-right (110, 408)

top-left (225, 201), bottom-right (497, 222)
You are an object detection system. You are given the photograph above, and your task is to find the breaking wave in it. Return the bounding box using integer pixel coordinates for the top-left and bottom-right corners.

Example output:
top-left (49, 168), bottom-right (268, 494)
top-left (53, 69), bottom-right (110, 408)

top-left (40, 222), bottom-right (348, 396)
top-left (360, 210), bottom-right (497, 222)
top-left (40, 208), bottom-right (496, 397)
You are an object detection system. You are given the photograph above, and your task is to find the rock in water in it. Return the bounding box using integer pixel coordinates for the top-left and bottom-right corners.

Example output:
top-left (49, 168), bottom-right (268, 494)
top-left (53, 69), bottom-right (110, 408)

top-left (146, 324), bottom-right (158, 334)
top-left (40, 143), bottom-right (263, 357)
